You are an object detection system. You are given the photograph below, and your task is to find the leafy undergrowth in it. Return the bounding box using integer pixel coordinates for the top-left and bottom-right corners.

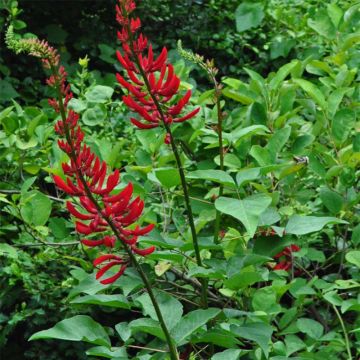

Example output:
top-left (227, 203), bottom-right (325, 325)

top-left (0, 1), bottom-right (360, 359)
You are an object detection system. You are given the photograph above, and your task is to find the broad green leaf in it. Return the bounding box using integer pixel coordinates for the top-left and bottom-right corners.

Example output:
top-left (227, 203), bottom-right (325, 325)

top-left (270, 36), bottom-right (296, 60)
top-left (86, 346), bottom-right (128, 359)
top-left (230, 125), bottom-right (269, 144)
top-left (293, 79), bottom-right (327, 109)
top-left (187, 170), bottom-right (235, 188)
top-left (231, 322), bottom-right (273, 358)
top-left (129, 318), bottom-right (165, 340)
top-left (85, 85), bottom-right (114, 103)
top-left (29, 315), bottom-right (110, 347)
top-left (136, 290), bottom-right (183, 330)
top-left (307, 10), bottom-right (336, 39)
top-left (235, 3), bottom-right (264, 32)
top-left (236, 167), bottom-right (261, 187)
top-left (155, 168), bottom-right (181, 188)
top-left (345, 251), bottom-right (360, 268)
top-left (319, 187), bottom-right (343, 214)
top-left (70, 294), bottom-right (130, 309)
top-left (296, 318), bottom-right (324, 339)
top-left (331, 108), bottom-right (355, 144)
top-left (250, 145), bottom-right (271, 166)
top-left (83, 105), bottom-right (107, 126)
top-left (222, 87), bottom-right (255, 104)
top-left (269, 61), bottom-right (298, 90)
top-left (211, 349), bottom-right (242, 360)
top-left (250, 102), bottom-right (267, 125)
top-left (267, 126), bottom-right (291, 160)
top-left (171, 308), bottom-right (221, 344)
top-left (0, 243), bottom-right (18, 259)
top-left (327, 3), bottom-right (343, 28)
top-left (194, 329), bottom-right (240, 348)
top-left (225, 269), bottom-right (263, 290)
top-left (253, 235), bottom-right (292, 257)
top-left (285, 215), bottom-right (347, 235)
top-left (20, 190), bottom-right (52, 226)
top-left (115, 322), bottom-right (131, 342)
top-left (215, 194), bottom-right (272, 237)
top-left (284, 335), bottom-right (306, 356)
top-left (68, 98), bottom-right (86, 113)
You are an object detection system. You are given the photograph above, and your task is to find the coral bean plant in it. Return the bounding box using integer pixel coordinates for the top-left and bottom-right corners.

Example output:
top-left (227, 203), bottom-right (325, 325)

top-left (6, 23), bottom-right (179, 359)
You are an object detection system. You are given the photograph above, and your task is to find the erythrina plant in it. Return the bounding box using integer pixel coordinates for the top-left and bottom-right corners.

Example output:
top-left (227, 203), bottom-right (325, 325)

top-left (114, 0), bottom-right (209, 308)
top-left (6, 25), bottom-right (179, 360)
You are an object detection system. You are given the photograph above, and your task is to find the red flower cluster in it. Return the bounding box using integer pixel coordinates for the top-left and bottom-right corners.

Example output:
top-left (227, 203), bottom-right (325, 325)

top-left (115, 0), bottom-right (200, 136)
top-left (273, 244), bottom-right (300, 271)
top-left (37, 44), bottom-right (155, 284)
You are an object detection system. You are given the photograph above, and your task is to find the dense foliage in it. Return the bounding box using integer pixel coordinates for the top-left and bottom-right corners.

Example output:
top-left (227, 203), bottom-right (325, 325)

top-left (1, 0), bottom-right (360, 359)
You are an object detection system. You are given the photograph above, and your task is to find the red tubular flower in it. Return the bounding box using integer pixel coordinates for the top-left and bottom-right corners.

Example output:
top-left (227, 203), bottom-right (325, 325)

top-left (23, 37), bottom-right (156, 285)
top-left (115, 0), bottom-right (200, 139)
top-left (273, 244), bottom-right (300, 272)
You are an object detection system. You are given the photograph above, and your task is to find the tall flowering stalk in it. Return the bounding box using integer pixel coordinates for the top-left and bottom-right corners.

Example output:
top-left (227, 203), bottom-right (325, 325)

top-left (177, 41), bottom-right (224, 245)
top-left (6, 26), bottom-right (179, 359)
top-left (114, 0), bottom-right (208, 308)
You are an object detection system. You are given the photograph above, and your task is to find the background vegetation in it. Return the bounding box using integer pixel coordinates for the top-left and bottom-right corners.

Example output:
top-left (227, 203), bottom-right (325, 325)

top-left (0, 0), bottom-right (360, 359)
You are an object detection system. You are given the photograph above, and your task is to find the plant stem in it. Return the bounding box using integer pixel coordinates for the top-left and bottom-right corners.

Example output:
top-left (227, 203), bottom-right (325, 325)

top-left (51, 65), bottom-right (179, 360)
top-left (123, 18), bottom-right (208, 308)
top-left (332, 304), bottom-right (352, 360)
top-left (213, 85), bottom-right (224, 244)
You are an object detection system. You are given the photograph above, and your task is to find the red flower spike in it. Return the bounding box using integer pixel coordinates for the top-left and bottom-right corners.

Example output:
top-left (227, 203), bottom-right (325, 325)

top-left (28, 24), bottom-right (157, 286)
top-left (115, 2), bottom-right (199, 132)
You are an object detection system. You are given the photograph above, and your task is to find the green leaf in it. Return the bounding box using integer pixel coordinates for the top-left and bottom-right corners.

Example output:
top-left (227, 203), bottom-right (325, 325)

top-left (222, 87), bottom-right (255, 104)
top-left (154, 168), bottom-right (181, 188)
top-left (307, 10), bottom-right (336, 39)
top-left (269, 61), bottom-right (298, 90)
top-left (319, 187), bottom-right (343, 214)
top-left (235, 3), bottom-right (265, 32)
top-left (85, 85), bottom-right (114, 103)
top-left (296, 318), bottom-right (324, 340)
top-left (0, 243), bottom-right (18, 259)
top-left (353, 133), bottom-right (360, 152)
top-left (83, 105), bottom-right (107, 126)
top-left (20, 190), bottom-right (52, 226)
top-left (267, 126), bottom-right (291, 160)
top-left (231, 322), bottom-right (273, 358)
top-left (293, 79), bottom-right (327, 109)
top-left (86, 346), bottom-right (128, 359)
top-left (211, 349), bottom-right (242, 360)
top-left (68, 98), bottom-right (87, 113)
top-left (70, 294), bottom-right (130, 309)
top-left (253, 235), bottom-right (292, 257)
top-left (285, 215), bottom-right (347, 236)
top-left (128, 318), bottom-right (165, 340)
top-left (171, 308), bottom-right (221, 344)
top-left (136, 290), bottom-right (183, 330)
top-left (0, 80), bottom-right (19, 102)
top-left (351, 224), bottom-right (360, 245)
top-left (29, 315), bottom-right (110, 347)
top-left (225, 269), bottom-right (263, 290)
top-left (345, 251), bottom-right (360, 268)
top-left (215, 194), bottom-right (272, 237)
top-left (115, 322), bottom-right (131, 342)
top-left (236, 167), bottom-right (261, 187)
top-left (187, 170), bottom-right (235, 188)
top-left (331, 108), bottom-right (355, 144)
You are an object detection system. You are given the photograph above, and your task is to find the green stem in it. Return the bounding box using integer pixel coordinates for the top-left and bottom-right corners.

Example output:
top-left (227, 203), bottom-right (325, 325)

top-left (123, 15), bottom-right (208, 309)
top-left (332, 304), bottom-right (352, 360)
top-left (51, 65), bottom-right (179, 360)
